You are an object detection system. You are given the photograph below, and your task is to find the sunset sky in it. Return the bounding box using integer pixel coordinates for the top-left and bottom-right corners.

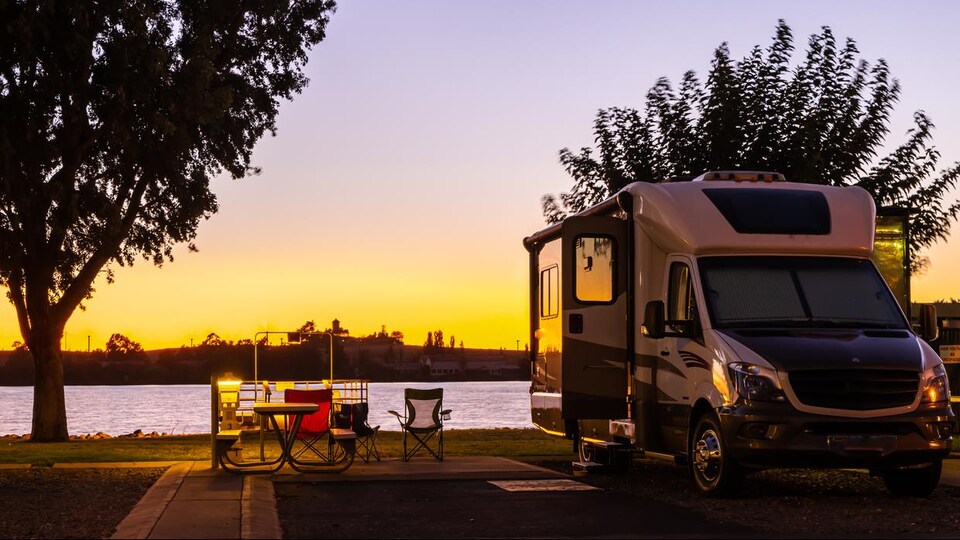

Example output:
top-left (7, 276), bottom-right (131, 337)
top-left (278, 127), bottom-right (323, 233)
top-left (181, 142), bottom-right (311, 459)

top-left (3, 0), bottom-right (960, 352)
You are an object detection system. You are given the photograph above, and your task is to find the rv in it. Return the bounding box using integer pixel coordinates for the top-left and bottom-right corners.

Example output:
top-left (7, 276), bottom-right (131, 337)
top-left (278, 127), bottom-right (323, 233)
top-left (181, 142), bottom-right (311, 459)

top-left (523, 171), bottom-right (954, 496)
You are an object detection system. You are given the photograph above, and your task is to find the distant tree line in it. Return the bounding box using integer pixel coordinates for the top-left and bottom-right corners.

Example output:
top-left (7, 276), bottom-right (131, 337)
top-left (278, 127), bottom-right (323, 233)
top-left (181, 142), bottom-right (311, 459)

top-left (422, 329), bottom-right (464, 353)
top-left (0, 323), bottom-right (526, 385)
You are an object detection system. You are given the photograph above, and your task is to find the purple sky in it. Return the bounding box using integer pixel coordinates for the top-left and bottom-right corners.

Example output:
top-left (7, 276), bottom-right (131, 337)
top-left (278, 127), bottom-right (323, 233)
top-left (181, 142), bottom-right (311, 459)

top-left (3, 0), bottom-right (959, 351)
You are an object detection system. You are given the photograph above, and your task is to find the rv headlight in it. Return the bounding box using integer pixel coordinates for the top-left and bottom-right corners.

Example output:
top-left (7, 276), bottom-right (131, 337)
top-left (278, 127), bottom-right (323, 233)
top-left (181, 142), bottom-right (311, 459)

top-left (921, 364), bottom-right (950, 404)
top-left (728, 362), bottom-right (785, 403)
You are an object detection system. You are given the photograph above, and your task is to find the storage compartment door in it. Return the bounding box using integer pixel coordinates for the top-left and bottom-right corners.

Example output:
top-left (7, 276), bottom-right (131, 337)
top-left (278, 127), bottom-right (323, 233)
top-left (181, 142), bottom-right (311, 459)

top-left (561, 216), bottom-right (629, 419)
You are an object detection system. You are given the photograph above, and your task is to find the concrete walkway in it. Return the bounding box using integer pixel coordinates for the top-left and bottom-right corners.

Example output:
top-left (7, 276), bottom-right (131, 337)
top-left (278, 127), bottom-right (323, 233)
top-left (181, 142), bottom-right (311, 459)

top-left (108, 456), bottom-right (960, 539)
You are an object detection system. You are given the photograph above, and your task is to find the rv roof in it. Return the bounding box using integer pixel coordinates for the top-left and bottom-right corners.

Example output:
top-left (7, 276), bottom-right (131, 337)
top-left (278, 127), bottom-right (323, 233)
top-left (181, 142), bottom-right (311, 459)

top-left (692, 171), bottom-right (785, 182)
top-left (627, 180), bottom-right (875, 257)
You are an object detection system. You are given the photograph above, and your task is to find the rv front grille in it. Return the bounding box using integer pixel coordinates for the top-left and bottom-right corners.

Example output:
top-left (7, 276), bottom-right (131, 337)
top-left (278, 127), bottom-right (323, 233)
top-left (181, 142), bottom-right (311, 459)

top-left (802, 422), bottom-right (921, 436)
top-left (788, 369), bottom-right (919, 411)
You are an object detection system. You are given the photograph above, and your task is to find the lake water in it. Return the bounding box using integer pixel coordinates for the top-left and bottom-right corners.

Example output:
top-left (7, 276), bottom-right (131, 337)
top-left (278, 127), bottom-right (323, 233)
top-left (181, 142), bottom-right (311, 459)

top-left (0, 381), bottom-right (535, 436)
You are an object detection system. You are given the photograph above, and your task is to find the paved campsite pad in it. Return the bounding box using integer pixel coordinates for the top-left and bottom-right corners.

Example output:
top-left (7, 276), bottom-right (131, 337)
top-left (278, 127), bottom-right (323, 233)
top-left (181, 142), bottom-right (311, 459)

top-left (275, 478), bottom-right (747, 538)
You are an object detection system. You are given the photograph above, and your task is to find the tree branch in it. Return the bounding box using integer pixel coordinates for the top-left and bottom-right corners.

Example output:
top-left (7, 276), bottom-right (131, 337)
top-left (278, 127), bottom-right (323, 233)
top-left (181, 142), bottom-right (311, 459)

top-left (53, 173), bottom-right (151, 322)
top-left (8, 270), bottom-right (31, 345)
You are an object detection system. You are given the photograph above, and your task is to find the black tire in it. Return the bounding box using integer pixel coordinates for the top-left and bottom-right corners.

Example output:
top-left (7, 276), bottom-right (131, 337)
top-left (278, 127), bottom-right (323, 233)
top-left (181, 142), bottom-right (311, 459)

top-left (690, 413), bottom-right (743, 497)
top-left (880, 460), bottom-right (942, 497)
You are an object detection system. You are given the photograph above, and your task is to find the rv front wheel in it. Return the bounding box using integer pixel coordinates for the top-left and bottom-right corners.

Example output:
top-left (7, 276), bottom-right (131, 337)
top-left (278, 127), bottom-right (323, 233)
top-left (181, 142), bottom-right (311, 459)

top-left (578, 438), bottom-right (596, 463)
top-left (879, 460), bottom-right (942, 497)
top-left (690, 414), bottom-right (742, 497)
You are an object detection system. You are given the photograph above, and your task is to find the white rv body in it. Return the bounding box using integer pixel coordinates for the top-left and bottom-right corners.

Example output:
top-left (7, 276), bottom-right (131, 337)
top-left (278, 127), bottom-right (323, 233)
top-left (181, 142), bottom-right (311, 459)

top-left (524, 171), bottom-right (954, 496)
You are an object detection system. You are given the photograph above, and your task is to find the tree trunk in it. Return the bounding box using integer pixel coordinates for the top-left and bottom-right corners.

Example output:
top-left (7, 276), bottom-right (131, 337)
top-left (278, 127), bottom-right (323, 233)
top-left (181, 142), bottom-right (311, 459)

top-left (30, 331), bottom-right (69, 442)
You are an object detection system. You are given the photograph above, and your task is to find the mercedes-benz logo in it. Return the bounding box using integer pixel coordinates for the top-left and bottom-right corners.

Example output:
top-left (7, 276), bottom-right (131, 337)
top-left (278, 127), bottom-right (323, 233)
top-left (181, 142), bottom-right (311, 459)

top-left (852, 357), bottom-right (861, 364)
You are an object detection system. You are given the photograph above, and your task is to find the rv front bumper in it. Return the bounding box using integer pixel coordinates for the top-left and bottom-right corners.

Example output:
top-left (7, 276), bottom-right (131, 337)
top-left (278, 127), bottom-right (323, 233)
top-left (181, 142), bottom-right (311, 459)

top-left (718, 401), bottom-right (955, 469)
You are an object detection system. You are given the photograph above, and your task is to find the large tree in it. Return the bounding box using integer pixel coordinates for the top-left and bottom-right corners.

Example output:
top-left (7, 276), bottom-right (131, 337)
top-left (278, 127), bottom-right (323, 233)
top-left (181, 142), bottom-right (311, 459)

top-left (544, 20), bottom-right (960, 271)
top-left (0, 0), bottom-right (336, 441)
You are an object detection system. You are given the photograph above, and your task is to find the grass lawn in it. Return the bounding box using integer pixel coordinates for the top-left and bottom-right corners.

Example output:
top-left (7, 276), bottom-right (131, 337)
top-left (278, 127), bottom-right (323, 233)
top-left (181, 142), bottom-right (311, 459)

top-left (3, 427), bottom-right (955, 466)
top-left (0, 428), bottom-right (573, 466)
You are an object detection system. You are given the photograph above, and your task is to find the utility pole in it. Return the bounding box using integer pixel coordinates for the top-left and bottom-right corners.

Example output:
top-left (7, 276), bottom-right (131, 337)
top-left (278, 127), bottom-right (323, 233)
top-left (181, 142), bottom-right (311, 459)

top-left (87, 335), bottom-right (91, 353)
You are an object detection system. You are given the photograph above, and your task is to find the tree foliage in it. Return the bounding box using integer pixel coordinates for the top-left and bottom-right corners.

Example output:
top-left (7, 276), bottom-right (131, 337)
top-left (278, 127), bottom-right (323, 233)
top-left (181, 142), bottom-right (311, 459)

top-left (296, 320), bottom-right (318, 334)
top-left (422, 329), bottom-right (448, 353)
top-left (0, 0), bottom-right (336, 440)
top-left (200, 332), bottom-right (226, 347)
top-left (543, 20), bottom-right (960, 271)
top-left (105, 332), bottom-right (144, 359)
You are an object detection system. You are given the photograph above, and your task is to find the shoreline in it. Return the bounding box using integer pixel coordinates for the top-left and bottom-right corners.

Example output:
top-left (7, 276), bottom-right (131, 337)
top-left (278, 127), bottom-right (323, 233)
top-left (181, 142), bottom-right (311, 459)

top-left (0, 377), bottom-right (530, 387)
top-left (1, 429), bottom-right (203, 441)
top-left (2, 426), bottom-right (541, 441)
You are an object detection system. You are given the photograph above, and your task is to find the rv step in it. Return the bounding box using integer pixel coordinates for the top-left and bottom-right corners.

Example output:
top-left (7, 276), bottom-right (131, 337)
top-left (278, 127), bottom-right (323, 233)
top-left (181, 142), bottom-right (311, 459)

top-left (572, 461), bottom-right (605, 476)
top-left (585, 440), bottom-right (624, 449)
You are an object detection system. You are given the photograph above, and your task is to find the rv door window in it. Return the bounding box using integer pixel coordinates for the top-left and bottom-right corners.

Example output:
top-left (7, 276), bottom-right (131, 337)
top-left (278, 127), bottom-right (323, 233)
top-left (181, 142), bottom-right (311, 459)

top-left (540, 265), bottom-right (559, 319)
top-left (574, 235), bottom-right (616, 303)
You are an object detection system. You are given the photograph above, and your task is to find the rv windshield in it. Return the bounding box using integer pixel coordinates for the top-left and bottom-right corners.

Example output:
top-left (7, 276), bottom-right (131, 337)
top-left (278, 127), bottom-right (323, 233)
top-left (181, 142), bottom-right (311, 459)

top-left (698, 256), bottom-right (908, 330)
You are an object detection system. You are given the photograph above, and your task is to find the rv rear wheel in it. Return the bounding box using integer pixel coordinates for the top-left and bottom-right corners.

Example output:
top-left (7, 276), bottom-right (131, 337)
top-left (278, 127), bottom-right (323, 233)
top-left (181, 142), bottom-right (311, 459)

top-left (690, 414), bottom-right (742, 497)
top-left (879, 460), bottom-right (942, 497)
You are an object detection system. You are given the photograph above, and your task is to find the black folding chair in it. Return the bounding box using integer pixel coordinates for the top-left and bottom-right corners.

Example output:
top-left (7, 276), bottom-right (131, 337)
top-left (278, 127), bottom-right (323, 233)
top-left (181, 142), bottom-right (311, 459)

top-left (388, 388), bottom-right (451, 461)
top-left (350, 402), bottom-right (382, 463)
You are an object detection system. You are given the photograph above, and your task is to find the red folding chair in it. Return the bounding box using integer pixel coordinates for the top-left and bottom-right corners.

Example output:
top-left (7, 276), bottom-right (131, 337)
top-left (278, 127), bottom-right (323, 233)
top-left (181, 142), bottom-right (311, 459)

top-left (285, 388), bottom-right (335, 462)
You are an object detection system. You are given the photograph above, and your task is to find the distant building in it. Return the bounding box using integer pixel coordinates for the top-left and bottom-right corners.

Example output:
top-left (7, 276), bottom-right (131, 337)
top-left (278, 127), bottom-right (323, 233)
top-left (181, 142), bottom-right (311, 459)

top-left (464, 358), bottom-right (521, 378)
top-left (430, 360), bottom-right (462, 377)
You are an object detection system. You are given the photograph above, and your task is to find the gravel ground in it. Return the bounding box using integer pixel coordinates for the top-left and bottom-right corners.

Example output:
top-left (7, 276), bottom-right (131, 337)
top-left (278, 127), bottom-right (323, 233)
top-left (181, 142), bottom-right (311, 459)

top-left (534, 458), bottom-right (960, 537)
top-left (0, 467), bottom-right (165, 539)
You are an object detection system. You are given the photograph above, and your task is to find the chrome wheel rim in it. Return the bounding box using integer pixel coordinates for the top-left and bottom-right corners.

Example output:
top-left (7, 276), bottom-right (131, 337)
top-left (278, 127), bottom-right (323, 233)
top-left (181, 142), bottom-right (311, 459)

top-left (694, 429), bottom-right (722, 483)
top-left (578, 440), bottom-right (594, 462)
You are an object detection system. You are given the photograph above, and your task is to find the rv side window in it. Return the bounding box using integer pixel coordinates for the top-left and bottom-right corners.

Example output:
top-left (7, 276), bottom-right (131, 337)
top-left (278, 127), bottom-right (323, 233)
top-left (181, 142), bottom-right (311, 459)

top-left (574, 235), bottom-right (616, 303)
top-left (668, 262), bottom-right (697, 332)
top-left (540, 265), bottom-right (559, 319)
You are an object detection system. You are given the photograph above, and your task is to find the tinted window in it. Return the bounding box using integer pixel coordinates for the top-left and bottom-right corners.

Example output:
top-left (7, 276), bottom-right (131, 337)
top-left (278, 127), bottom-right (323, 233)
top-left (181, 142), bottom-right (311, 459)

top-left (668, 263), bottom-right (695, 322)
top-left (699, 256), bottom-right (906, 329)
top-left (668, 262), bottom-right (699, 335)
top-left (575, 235), bottom-right (616, 303)
top-left (704, 188), bottom-right (831, 235)
top-left (540, 265), bottom-right (559, 319)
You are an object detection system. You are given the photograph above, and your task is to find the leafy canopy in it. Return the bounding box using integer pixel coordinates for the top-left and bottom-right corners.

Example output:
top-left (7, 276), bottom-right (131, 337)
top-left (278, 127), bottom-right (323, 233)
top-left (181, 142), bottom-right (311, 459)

top-left (0, 0), bottom-right (335, 441)
top-left (544, 20), bottom-right (959, 271)
top-left (0, 0), bottom-right (336, 338)
top-left (105, 332), bottom-right (144, 358)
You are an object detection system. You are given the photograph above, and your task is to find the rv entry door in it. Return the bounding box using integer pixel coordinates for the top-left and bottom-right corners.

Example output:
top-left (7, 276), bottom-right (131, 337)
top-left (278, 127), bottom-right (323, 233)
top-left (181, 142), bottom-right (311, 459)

top-left (561, 216), bottom-right (629, 419)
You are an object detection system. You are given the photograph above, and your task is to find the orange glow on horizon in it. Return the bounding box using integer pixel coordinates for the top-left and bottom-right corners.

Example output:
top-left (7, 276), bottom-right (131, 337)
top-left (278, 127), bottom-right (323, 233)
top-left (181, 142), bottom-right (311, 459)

top-left (0, 234), bottom-right (958, 353)
top-left (0, 240), bottom-right (532, 352)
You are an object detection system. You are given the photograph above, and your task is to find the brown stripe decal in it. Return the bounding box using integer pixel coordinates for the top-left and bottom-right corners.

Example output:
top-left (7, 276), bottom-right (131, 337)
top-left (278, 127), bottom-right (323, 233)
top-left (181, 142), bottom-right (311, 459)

top-left (679, 351), bottom-right (710, 370)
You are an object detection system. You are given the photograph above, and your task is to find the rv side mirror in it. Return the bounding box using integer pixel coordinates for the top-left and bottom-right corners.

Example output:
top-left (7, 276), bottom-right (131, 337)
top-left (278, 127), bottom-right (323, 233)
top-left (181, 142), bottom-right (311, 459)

top-left (919, 304), bottom-right (939, 342)
top-left (643, 301), bottom-right (665, 339)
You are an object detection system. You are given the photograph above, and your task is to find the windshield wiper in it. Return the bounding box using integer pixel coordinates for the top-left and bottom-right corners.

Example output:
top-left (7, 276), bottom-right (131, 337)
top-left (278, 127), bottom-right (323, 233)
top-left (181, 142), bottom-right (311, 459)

top-left (804, 319), bottom-right (902, 329)
top-left (720, 319), bottom-right (902, 330)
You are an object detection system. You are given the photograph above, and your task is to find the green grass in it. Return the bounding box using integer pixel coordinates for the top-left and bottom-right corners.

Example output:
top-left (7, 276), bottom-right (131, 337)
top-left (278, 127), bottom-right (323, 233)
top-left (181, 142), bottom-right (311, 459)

top-left (4, 428), bottom-right (953, 466)
top-left (0, 435), bottom-right (214, 466)
top-left (0, 428), bottom-right (573, 466)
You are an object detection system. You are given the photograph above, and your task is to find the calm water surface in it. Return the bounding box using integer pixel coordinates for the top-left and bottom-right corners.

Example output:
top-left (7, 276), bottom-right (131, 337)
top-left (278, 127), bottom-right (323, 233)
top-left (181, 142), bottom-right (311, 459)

top-left (0, 381), bottom-right (534, 436)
